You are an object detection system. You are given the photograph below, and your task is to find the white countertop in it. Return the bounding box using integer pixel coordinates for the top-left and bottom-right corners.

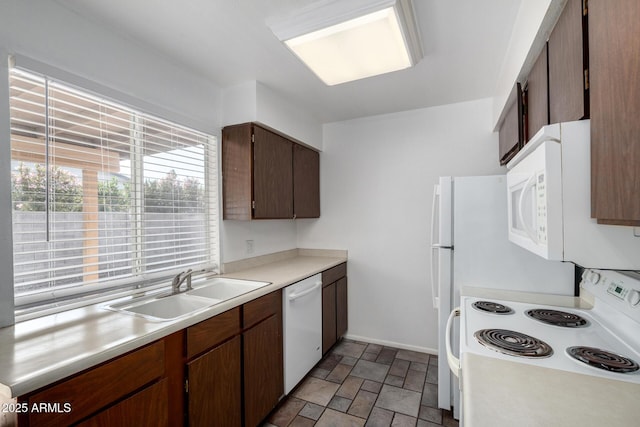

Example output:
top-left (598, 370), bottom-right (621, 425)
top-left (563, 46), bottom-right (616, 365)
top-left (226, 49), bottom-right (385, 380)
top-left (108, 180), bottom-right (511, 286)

top-left (0, 252), bottom-right (346, 399)
top-left (462, 353), bottom-right (640, 427)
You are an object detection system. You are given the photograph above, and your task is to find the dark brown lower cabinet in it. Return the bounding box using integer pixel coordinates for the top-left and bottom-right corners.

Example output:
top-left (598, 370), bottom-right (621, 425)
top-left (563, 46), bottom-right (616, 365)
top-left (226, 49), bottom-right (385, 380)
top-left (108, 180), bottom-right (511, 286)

top-left (15, 292), bottom-right (285, 427)
top-left (77, 379), bottom-right (169, 427)
top-left (187, 336), bottom-right (242, 427)
top-left (322, 263), bottom-right (348, 355)
top-left (243, 313), bottom-right (283, 427)
top-left (336, 277), bottom-right (348, 339)
top-left (18, 340), bottom-right (168, 427)
top-left (322, 282), bottom-right (337, 354)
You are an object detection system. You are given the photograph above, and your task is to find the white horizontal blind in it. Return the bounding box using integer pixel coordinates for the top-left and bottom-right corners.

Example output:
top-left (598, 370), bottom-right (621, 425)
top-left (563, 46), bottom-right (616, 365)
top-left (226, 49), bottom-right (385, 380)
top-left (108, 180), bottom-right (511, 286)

top-left (9, 68), bottom-right (219, 308)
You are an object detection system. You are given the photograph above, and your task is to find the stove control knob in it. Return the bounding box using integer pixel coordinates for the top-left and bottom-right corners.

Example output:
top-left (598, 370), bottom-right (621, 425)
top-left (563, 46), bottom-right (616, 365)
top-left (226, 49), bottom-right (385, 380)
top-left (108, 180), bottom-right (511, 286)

top-left (628, 290), bottom-right (640, 308)
top-left (586, 271), bottom-right (601, 285)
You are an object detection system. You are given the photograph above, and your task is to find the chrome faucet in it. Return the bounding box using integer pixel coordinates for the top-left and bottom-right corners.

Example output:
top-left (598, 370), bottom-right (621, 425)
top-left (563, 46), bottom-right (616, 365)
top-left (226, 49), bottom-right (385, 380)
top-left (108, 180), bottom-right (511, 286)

top-left (172, 269), bottom-right (194, 294)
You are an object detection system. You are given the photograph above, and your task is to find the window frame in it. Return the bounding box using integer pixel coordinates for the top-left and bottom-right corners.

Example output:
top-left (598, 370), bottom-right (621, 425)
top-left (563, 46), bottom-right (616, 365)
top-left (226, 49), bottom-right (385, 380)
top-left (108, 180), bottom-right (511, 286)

top-left (8, 66), bottom-right (221, 321)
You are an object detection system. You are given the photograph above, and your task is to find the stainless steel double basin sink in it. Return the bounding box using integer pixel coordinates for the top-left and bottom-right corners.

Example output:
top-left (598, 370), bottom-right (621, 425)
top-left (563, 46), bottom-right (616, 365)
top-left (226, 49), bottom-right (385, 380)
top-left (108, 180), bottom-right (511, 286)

top-left (104, 277), bottom-right (270, 321)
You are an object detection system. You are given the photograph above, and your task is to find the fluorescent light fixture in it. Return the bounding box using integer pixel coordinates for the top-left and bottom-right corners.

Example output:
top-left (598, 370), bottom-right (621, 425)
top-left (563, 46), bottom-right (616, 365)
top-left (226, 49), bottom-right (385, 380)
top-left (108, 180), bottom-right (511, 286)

top-left (269, 0), bottom-right (423, 86)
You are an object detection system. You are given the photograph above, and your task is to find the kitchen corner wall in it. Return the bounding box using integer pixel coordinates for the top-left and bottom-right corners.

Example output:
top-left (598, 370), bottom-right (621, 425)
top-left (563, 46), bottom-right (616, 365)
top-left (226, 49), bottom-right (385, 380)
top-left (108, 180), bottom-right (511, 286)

top-left (220, 81), bottom-right (323, 263)
top-left (296, 98), bottom-right (504, 352)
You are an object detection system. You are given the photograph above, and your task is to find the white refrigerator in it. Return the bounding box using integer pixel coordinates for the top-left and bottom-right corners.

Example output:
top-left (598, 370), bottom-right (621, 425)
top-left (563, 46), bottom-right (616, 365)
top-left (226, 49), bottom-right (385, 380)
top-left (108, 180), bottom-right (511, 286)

top-left (431, 175), bottom-right (575, 419)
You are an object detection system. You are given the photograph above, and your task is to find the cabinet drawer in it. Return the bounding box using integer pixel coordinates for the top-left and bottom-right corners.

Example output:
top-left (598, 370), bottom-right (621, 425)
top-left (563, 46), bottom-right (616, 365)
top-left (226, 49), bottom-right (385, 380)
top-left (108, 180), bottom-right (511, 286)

top-left (322, 263), bottom-right (347, 286)
top-left (187, 307), bottom-right (241, 359)
top-left (77, 378), bottom-right (169, 427)
top-left (26, 340), bottom-right (165, 427)
top-left (243, 290), bottom-right (281, 329)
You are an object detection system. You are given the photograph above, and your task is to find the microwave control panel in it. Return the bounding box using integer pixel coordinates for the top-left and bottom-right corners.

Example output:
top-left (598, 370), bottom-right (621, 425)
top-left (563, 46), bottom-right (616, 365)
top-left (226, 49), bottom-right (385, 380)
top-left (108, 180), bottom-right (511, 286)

top-left (536, 171), bottom-right (547, 244)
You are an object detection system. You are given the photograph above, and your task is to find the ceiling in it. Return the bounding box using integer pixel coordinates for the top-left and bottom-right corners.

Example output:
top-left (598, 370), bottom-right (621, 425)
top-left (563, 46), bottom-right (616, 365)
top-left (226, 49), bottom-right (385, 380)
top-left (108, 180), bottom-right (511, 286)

top-left (54, 0), bottom-right (522, 124)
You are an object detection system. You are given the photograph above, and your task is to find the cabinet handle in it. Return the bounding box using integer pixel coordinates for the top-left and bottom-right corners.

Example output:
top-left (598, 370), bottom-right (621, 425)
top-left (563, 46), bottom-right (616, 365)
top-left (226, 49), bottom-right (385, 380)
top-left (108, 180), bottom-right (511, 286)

top-left (288, 282), bottom-right (321, 301)
top-left (518, 173), bottom-right (539, 244)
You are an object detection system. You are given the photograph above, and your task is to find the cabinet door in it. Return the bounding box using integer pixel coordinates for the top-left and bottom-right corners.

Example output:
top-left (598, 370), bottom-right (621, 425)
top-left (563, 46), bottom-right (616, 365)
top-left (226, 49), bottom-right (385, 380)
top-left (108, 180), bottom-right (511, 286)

top-left (293, 144), bottom-right (320, 218)
top-left (322, 282), bottom-right (337, 354)
top-left (244, 314), bottom-right (283, 427)
top-left (526, 44), bottom-right (549, 141)
top-left (24, 341), bottom-right (165, 427)
top-left (187, 336), bottom-right (242, 427)
top-left (548, 0), bottom-right (588, 123)
top-left (222, 123), bottom-right (253, 220)
top-left (77, 379), bottom-right (169, 427)
top-left (253, 126), bottom-right (294, 219)
top-left (336, 277), bottom-right (348, 339)
top-left (498, 84), bottom-right (524, 165)
top-left (589, 0), bottom-right (640, 224)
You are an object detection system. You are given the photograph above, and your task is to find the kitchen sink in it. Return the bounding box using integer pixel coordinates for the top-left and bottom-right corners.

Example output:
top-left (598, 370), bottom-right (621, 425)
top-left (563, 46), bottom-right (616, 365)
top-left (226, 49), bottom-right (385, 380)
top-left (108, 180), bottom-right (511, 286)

top-left (187, 277), bottom-right (271, 300)
top-left (106, 293), bottom-right (217, 321)
top-left (104, 277), bottom-right (270, 321)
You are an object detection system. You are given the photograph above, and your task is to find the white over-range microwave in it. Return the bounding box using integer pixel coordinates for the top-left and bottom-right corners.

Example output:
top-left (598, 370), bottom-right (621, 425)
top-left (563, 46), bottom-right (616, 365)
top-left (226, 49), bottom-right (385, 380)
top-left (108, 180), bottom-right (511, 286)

top-left (506, 120), bottom-right (640, 270)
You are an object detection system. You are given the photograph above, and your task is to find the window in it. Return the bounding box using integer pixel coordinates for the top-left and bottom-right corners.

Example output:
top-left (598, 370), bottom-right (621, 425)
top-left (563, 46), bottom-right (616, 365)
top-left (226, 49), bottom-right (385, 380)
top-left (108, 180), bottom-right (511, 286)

top-left (9, 68), bottom-right (219, 312)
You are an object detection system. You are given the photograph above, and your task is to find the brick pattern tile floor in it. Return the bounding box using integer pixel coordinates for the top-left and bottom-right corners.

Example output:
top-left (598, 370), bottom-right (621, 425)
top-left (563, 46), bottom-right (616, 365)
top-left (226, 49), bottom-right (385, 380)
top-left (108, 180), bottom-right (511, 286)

top-left (264, 340), bottom-right (459, 427)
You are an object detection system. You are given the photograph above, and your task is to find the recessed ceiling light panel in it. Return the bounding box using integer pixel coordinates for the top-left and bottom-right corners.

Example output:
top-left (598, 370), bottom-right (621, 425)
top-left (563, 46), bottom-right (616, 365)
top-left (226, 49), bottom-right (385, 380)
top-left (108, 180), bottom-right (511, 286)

top-left (269, 0), bottom-right (423, 86)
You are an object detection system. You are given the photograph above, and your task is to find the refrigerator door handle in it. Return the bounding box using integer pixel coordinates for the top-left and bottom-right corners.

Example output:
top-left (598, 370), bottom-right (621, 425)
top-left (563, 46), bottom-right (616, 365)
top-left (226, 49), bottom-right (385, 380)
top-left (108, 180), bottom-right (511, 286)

top-left (446, 307), bottom-right (461, 378)
top-left (430, 184), bottom-right (440, 309)
top-left (430, 247), bottom-right (440, 309)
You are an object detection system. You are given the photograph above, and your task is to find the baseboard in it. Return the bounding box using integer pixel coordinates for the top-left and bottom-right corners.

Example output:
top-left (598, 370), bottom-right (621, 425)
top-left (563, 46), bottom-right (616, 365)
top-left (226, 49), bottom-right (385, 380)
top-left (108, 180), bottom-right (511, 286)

top-left (344, 334), bottom-right (438, 356)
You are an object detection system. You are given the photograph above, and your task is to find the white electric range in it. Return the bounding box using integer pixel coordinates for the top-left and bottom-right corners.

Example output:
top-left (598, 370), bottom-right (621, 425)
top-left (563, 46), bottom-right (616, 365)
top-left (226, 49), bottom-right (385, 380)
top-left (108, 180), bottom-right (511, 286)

top-left (446, 268), bottom-right (640, 426)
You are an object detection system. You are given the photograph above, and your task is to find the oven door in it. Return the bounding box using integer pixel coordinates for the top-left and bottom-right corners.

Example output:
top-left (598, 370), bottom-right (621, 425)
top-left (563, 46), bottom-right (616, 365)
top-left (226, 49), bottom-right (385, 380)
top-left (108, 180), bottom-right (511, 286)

top-left (506, 140), bottom-right (563, 260)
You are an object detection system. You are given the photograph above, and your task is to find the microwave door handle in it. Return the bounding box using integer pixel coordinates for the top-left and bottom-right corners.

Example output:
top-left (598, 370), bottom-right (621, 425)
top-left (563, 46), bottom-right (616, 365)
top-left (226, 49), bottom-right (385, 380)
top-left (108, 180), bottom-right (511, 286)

top-left (430, 184), bottom-right (440, 309)
top-left (518, 173), bottom-right (539, 243)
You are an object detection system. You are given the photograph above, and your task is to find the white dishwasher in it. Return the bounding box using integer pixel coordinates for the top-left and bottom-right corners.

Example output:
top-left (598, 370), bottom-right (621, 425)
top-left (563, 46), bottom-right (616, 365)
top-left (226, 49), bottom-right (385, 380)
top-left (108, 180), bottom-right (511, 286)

top-left (282, 273), bottom-right (322, 394)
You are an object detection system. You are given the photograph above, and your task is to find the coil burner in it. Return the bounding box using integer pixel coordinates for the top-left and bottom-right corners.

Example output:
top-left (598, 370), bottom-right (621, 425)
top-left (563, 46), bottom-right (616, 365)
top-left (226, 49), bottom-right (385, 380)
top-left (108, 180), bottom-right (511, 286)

top-left (567, 346), bottom-right (640, 373)
top-left (525, 309), bottom-right (589, 328)
top-left (474, 329), bottom-right (553, 358)
top-left (472, 301), bottom-right (514, 315)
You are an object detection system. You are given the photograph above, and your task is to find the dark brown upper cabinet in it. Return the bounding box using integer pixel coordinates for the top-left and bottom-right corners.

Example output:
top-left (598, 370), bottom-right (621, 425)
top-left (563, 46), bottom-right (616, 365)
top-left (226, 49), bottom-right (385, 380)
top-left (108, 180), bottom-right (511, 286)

top-left (498, 83), bottom-right (524, 166)
top-left (293, 144), bottom-right (320, 218)
top-left (548, 0), bottom-right (589, 124)
top-left (252, 126), bottom-right (293, 219)
top-left (589, 0), bottom-right (640, 225)
top-left (222, 123), bottom-right (320, 220)
top-left (525, 43), bottom-right (549, 141)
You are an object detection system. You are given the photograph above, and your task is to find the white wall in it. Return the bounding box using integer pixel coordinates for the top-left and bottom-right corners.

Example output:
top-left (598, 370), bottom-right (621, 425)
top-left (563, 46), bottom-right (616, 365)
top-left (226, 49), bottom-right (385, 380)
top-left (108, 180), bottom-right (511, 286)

top-left (255, 82), bottom-right (323, 150)
top-left (221, 81), bottom-right (258, 127)
top-left (0, 1), bottom-right (222, 134)
top-left (221, 80), bottom-right (323, 150)
top-left (221, 220), bottom-right (298, 263)
top-left (297, 98), bottom-right (504, 352)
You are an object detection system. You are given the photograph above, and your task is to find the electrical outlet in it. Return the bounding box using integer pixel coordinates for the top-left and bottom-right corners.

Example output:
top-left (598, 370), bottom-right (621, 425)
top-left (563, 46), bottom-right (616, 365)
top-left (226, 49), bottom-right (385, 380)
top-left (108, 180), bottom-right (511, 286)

top-left (246, 240), bottom-right (254, 254)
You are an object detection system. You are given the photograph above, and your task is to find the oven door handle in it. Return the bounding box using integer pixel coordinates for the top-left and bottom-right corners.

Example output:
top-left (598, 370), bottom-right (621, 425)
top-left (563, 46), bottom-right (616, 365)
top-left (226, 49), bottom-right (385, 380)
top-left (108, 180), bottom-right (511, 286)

top-left (445, 307), bottom-right (461, 378)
